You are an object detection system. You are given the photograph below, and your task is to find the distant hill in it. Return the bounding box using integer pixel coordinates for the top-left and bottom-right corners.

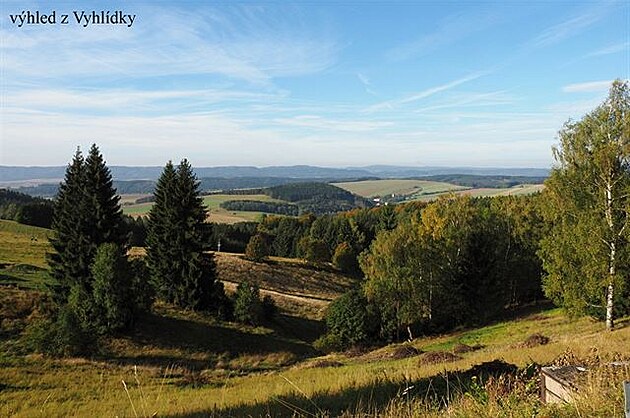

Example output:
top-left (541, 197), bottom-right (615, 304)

top-left (1, 164), bottom-right (549, 183)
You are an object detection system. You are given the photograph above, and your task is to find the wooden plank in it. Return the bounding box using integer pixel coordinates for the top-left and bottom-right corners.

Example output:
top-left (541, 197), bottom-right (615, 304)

top-left (624, 381), bottom-right (629, 418)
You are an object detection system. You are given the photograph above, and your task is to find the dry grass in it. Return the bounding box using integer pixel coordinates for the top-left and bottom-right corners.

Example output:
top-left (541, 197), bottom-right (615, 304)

top-left (2, 306), bottom-right (629, 416)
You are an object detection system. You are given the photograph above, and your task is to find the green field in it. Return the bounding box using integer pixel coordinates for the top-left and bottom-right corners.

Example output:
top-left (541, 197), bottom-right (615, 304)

top-left (333, 179), bottom-right (468, 198)
top-left (334, 179), bottom-right (545, 202)
top-left (123, 194), bottom-right (285, 223)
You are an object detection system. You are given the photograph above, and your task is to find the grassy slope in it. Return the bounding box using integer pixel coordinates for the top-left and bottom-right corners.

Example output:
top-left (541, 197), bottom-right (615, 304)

top-left (0, 220), bottom-right (52, 289)
top-left (1, 219), bottom-right (627, 417)
top-left (2, 305), bottom-right (628, 417)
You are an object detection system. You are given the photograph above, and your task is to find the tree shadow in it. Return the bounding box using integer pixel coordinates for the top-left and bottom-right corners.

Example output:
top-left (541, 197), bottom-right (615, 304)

top-left (161, 359), bottom-right (521, 417)
top-left (106, 312), bottom-right (318, 369)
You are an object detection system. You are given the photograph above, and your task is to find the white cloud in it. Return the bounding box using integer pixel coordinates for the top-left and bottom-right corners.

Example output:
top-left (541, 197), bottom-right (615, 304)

top-left (273, 115), bottom-right (393, 132)
top-left (562, 80), bottom-right (616, 93)
top-left (584, 42), bottom-right (630, 58)
top-left (531, 10), bottom-right (605, 47)
top-left (386, 11), bottom-right (498, 62)
top-left (365, 71), bottom-right (488, 112)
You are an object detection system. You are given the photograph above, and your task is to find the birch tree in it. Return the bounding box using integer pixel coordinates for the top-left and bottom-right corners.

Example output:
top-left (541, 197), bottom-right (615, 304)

top-left (540, 80), bottom-right (630, 330)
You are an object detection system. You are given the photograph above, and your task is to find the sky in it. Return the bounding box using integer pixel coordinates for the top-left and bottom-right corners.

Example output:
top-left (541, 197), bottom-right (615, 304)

top-left (0, 1), bottom-right (628, 168)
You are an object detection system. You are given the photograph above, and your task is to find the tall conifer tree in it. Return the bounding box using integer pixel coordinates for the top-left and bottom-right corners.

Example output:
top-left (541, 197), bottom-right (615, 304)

top-left (48, 148), bottom-right (91, 302)
top-left (147, 159), bottom-right (219, 310)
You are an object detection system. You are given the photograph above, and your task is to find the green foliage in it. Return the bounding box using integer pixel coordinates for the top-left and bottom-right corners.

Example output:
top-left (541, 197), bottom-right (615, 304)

top-left (91, 243), bottom-right (133, 334)
top-left (208, 222), bottom-right (258, 253)
top-left (361, 195), bottom-right (543, 340)
top-left (245, 234), bottom-right (269, 262)
top-left (264, 182), bottom-right (372, 215)
top-left (298, 236), bottom-right (330, 263)
top-left (233, 281), bottom-right (264, 326)
top-left (313, 332), bottom-right (344, 353)
top-left (129, 257), bottom-right (154, 313)
top-left (23, 305), bottom-right (94, 357)
top-left (220, 200), bottom-right (299, 216)
top-left (332, 242), bottom-right (360, 276)
top-left (146, 160), bottom-right (222, 311)
top-left (539, 80), bottom-right (630, 328)
top-left (47, 145), bottom-right (128, 305)
top-left (322, 289), bottom-right (376, 350)
top-left (0, 188), bottom-right (53, 228)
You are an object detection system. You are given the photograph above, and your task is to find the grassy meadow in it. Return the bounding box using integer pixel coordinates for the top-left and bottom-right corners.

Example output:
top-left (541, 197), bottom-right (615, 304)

top-left (1, 219), bottom-right (629, 417)
top-left (123, 194), bottom-right (284, 224)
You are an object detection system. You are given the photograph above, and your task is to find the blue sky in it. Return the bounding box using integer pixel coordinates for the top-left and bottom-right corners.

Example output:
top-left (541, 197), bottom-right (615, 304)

top-left (1, 1), bottom-right (628, 167)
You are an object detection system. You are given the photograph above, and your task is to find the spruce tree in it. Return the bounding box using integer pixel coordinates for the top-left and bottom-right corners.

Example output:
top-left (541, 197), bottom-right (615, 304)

top-left (48, 148), bottom-right (91, 303)
top-left (147, 159), bottom-right (220, 310)
top-left (146, 161), bottom-right (179, 302)
top-left (84, 144), bottom-right (127, 249)
top-left (91, 243), bottom-right (133, 334)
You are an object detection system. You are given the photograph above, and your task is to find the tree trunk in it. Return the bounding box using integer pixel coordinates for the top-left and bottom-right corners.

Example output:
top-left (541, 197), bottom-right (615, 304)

top-left (605, 179), bottom-right (615, 331)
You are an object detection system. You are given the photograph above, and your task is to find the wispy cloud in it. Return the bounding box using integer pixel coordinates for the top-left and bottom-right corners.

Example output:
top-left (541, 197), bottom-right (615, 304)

top-left (386, 12), bottom-right (498, 62)
top-left (365, 71), bottom-right (488, 112)
top-left (273, 115), bottom-right (392, 132)
top-left (357, 72), bottom-right (377, 96)
top-left (584, 41), bottom-right (630, 58)
top-left (1, 4), bottom-right (339, 86)
top-left (530, 6), bottom-right (609, 48)
top-left (562, 80), bottom-right (616, 93)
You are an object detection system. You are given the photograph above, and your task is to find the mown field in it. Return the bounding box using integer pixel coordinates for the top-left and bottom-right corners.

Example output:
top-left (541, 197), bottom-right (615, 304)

top-left (1, 220), bottom-right (629, 417)
top-left (123, 194), bottom-right (284, 224)
top-left (334, 179), bottom-right (545, 202)
top-left (332, 179), bottom-right (467, 199)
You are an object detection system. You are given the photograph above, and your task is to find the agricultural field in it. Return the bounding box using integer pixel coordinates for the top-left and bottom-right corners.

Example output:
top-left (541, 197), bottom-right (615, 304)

top-left (335, 179), bottom-right (545, 202)
top-left (333, 179), bottom-right (467, 199)
top-left (123, 194), bottom-right (284, 223)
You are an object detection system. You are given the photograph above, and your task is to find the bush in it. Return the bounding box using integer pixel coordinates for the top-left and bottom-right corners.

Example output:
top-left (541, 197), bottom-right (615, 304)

top-left (321, 289), bottom-right (377, 350)
top-left (23, 306), bottom-right (94, 357)
top-left (332, 242), bottom-right (360, 275)
top-left (313, 333), bottom-right (344, 353)
top-left (129, 257), bottom-right (155, 313)
top-left (298, 237), bottom-right (330, 263)
top-left (245, 234), bottom-right (269, 262)
top-left (234, 281), bottom-right (263, 325)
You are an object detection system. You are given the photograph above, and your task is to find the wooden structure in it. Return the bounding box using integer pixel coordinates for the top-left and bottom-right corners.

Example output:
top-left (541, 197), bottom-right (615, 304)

top-left (540, 365), bottom-right (586, 403)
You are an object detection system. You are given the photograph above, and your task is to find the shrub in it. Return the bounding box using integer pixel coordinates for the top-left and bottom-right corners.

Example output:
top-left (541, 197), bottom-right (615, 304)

top-left (313, 332), bottom-right (344, 353)
top-left (320, 289), bottom-right (377, 351)
top-left (298, 236), bottom-right (330, 263)
top-left (245, 234), bottom-right (269, 262)
top-left (234, 281), bottom-right (263, 325)
top-left (332, 242), bottom-right (360, 275)
top-left (23, 306), bottom-right (94, 357)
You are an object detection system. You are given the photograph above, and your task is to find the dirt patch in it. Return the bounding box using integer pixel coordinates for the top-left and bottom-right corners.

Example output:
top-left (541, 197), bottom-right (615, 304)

top-left (390, 345), bottom-right (422, 359)
top-left (452, 343), bottom-right (483, 354)
top-left (468, 359), bottom-right (518, 376)
top-left (418, 351), bottom-right (462, 365)
top-left (519, 333), bottom-right (550, 348)
top-left (308, 359), bottom-right (343, 368)
top-left (343, 346), bottom-right (369, 358)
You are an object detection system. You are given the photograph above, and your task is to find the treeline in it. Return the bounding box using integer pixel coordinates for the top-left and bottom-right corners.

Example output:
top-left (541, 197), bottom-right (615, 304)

top-left (311, 195), bottom-right (545, 350)
top-left (0, 188), bottom-right (54, 228)
top-left (220, 200), bottom-right (299, 216)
